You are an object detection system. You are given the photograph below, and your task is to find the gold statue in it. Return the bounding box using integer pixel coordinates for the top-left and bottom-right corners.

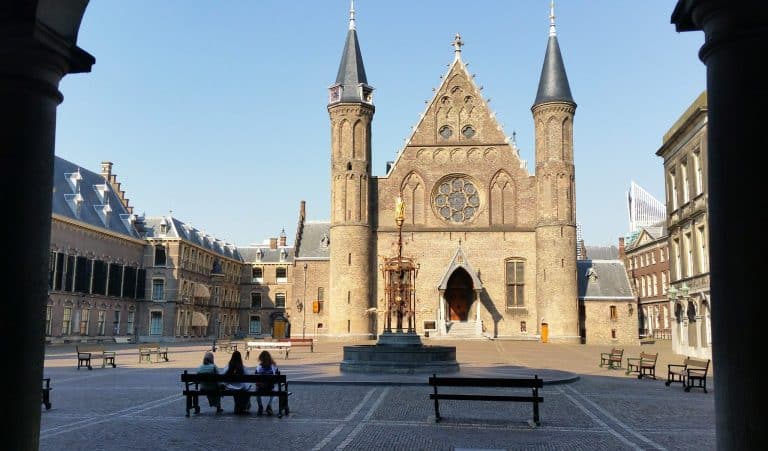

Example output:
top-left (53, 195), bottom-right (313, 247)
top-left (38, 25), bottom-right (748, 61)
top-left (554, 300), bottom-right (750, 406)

top-left (395, 195), bottom-right (405, 224)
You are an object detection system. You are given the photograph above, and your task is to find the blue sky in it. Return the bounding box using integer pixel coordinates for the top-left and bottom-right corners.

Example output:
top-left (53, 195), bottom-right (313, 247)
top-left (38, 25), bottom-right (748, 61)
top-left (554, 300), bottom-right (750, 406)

top-left (56, 1), bottom-right (704, 247)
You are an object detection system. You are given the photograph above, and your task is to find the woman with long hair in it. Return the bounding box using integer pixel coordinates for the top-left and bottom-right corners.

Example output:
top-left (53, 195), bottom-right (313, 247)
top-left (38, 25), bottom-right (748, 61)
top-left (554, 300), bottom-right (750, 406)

top-left (255, 350), bottom-right (279, 416)
top-left (221, 350), bottom-right (251, 414)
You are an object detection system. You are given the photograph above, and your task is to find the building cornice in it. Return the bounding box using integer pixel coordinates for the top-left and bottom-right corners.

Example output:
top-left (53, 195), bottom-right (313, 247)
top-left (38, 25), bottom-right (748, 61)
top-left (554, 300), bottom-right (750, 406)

top-left (52, 213), bottom-right (145, 245)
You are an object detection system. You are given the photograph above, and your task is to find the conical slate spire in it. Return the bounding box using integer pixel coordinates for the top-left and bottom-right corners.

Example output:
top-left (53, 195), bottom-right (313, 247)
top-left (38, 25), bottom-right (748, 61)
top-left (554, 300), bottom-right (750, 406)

top-left (533, 2), bottom-right (574, 106)
top-left (331, 1), bottom-right (372, 104)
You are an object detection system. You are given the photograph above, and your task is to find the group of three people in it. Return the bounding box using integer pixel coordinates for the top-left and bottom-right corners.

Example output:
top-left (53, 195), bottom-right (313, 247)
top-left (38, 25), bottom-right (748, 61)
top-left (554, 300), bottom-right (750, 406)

top-left (197, 349), bottom-right (280, 415)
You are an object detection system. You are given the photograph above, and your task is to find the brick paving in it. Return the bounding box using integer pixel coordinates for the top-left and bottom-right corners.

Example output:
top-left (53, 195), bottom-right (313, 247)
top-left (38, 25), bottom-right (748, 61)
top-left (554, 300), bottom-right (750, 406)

top-left (40, 339), bottom-right (715, 450)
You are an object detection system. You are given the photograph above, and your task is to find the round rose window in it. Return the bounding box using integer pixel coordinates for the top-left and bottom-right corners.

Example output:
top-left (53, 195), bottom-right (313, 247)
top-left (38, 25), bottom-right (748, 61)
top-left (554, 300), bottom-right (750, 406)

top-left (433, 175), bottom-right (481, 223)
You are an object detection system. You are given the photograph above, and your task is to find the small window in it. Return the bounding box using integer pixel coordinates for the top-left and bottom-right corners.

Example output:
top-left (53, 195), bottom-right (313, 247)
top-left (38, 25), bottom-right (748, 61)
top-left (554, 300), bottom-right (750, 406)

top-left (249, 316), bottom-right (261, 335)
top-left (610, 305), bottom-right (618, 321)
top-left (439, 125), bottom-right (453, 139)
top-left (251, 292), bottom-right (262, 309)
top-left (62, 307), bottom-right (72, 336)
top-left (154, 245), bottom-right (167, 266)
top-left (252, 266), bottom-right (263, 283)
top-left (276, 267), bottom-right (287, 283)
top-left (275, 293), bottom-right (286, 308)
top-left (424, 321), bottom-right (436, 330)
top-left (97, 310), bottom-right (106, 336)
top-left (152, 279), bottom-right (164, 301)
top-left (126, 310), bottom-right (135, 335)
top-left (150, 311), bottom-right (162, 335)
top-left (520, 321), bottom-right (527, 333)
top-left (611, 329), bottom-right (617, 339)
top-left (461, 125), bottom-right (476, 139)
top-left (505, 260), bottom-right (525, 308)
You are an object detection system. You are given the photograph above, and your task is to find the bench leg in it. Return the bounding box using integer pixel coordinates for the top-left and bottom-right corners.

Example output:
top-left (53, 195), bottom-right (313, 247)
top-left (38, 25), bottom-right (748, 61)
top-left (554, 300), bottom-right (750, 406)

top-left (533, 397), bottom-right (540, 426)
top-left (432, 385), bottom-right (441, 422)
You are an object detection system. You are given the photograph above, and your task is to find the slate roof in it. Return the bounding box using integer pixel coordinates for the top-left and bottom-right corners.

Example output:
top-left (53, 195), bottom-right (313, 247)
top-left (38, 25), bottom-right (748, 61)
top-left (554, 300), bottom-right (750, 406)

top-left (52, 156), bottom-right (139, 239)
top-left (577, 260), bottom-right (634, 300)
top-left (295, 221), bottom-right (330, 259)
top-left (585, 245), bottom-right (619, 260)
top-left (333, 25), bottom-right (371, 103)
top-left (240, 246), bottom-right (294, 264)
top-left (534, 34), bottom-right (574, 106)
top-left (143, 216), bottom-right (241, 261)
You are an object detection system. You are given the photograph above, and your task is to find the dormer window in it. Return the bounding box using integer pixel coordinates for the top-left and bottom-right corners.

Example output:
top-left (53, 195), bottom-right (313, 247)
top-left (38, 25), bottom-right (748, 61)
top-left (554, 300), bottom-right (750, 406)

top-left (159, 218), bottom-right (168, 235)
top-left (93, 197), bottom-right (112, 226)
top-left (65, 169), bottom-right (82, 193)
top-left (320, 234), bottom-right (330, 248)
top-left (64, 191), bottom-right (84, 218)
top-left (361, 85), bottom-right (373, 104)
top-left (329, 85), bottom-right (341, 103)
top-left (94, 183), bottom-right (109, 204)
top-left (255, 248), bottom-right (263, 262)
top-left (586, 267), bottom-right (598, 282)
top-left (279, 249), bottom-right (287, 262)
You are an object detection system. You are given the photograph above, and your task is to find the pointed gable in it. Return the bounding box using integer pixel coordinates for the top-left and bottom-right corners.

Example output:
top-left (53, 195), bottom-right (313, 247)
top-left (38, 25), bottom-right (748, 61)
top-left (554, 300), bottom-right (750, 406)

top-left (438, 246), bottom-right (483, 291)
top-left (407, 58), bottom-right (508, 147)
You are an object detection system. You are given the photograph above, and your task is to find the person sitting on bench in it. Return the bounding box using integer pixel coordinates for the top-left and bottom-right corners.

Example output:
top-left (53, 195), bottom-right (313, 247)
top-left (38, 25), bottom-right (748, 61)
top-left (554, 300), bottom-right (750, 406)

top-left (221, 351), bottom-right (252, 414)
top-left (255, 350), bottom-right (279, 416)
top-left (196, 351), bottom-right (223, 414)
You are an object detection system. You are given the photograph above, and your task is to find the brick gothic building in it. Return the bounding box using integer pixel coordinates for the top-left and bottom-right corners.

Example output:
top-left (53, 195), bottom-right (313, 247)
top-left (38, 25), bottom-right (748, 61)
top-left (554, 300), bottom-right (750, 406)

top-left (46, 6), bottom-right (635, 345)
top-left (297, 5), bottom-right (593, 343)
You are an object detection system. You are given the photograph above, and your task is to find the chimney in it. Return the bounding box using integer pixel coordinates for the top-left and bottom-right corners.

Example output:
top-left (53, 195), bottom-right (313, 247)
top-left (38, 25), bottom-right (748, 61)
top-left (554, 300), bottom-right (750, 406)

top-left (269, 237), bottom-right (278, 250)
top-left (100, 161), bottom-right (113, 180)
top-left (618, 237), bottom-right (626, 259)
top-left (279, 228), bottom-right (287, 247)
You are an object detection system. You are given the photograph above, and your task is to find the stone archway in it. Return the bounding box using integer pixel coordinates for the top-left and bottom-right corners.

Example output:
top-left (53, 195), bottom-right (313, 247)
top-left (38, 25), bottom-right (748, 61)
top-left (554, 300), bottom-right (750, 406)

top-left (445, 267), bottom-right (474, 321)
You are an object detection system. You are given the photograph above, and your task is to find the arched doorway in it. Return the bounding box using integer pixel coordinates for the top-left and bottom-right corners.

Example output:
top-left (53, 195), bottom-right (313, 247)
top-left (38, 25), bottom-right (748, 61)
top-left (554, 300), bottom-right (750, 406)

top-left (445, 268), bottom-right (474, 321)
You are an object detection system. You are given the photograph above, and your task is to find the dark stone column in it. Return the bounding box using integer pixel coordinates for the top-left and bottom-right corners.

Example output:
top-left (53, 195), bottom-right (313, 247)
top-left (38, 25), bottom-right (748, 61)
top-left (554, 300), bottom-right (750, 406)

top-left (1, 3), bottom-right (94, 449)
top-left (672, 1), bottom-right (768, 449)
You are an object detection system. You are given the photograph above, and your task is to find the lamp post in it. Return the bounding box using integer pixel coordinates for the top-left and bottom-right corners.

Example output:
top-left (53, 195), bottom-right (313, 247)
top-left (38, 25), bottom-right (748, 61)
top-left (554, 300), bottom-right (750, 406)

top-left (303, 263), bottom-right (308, 339)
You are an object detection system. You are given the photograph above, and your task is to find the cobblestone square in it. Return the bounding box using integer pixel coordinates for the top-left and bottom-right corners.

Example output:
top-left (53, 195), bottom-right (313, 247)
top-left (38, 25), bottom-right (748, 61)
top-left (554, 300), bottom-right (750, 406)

top-left (40, 339), bottom-right (715, 450)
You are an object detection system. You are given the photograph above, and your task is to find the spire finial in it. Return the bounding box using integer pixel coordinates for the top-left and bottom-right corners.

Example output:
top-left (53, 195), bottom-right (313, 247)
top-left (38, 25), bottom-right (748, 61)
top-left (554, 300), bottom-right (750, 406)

top-left (349, 0), bottom-right (356, 30)
top-left (453, 33), bottom-right (464, 61)
top-left (549, 0), bottom-right (557, 37)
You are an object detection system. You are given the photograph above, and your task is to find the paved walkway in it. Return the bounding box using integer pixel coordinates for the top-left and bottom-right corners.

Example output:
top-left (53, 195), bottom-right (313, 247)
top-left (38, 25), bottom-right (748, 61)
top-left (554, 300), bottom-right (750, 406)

top-left (40, 339), bottom-right (715, 450)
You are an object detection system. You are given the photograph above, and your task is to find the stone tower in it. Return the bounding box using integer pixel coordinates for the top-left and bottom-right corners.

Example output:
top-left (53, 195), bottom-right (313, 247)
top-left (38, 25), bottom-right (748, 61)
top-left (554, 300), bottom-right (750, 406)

top-left (328, 2), bottom-right (375, 337)
top-left (533, 3), bottom-right (580, 343)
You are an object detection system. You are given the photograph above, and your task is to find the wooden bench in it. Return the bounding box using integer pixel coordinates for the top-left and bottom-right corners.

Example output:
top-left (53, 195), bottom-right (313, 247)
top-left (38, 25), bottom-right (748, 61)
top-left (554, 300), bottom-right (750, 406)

top-left (599, 347), bottom-right (624, 369)
top-left (245, 341), bottom-right (291, 360)
top-left (215, 339), bottom-right (236, 353)
top-left (42, 378), bottom-right (52, 410)
top-left (138, 343), bottom-right (169, 363)
top-left (625, 352), bottom-right (658, 379)
top-left (428, 374), bottom-right (544, 426)
top-left (666, 357), bottom-right (711, 392)
top-left (277, 338), bottom-right (314, 352)
top-left (76, 345), bottom-right (116, 370)
top-left (180, 370), bottom-right (290, 418)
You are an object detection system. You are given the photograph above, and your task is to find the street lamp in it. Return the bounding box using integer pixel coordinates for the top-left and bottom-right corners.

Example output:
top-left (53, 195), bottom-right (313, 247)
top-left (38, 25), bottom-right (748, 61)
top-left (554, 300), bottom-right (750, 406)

top-left (303, 263), bottom-right (308, 339)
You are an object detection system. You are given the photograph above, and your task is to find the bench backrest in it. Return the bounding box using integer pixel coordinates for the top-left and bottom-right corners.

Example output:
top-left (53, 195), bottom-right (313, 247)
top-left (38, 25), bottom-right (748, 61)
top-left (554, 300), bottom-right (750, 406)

top-left (640, 352), bottom-right (658, 362)
top-left (76, 345), bottom-right (105, 353)
top-left (278, 338), bottom-right (313, 343)
top-left (181, 370), bottom-right (286, 386)
top-left (429, 375), bottom-right (543, 388)
top-left (684, 357), bottom-right (710, 370)
top-left (139, 343), bottom-right (161, 349)
top-left (611, 348), bottom-right (624, 357)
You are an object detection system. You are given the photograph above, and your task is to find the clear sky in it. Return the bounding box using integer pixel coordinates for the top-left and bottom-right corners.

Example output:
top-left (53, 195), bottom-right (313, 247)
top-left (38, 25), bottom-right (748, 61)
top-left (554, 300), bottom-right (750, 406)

top-left (56, 1), bottom-right (705, 248)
